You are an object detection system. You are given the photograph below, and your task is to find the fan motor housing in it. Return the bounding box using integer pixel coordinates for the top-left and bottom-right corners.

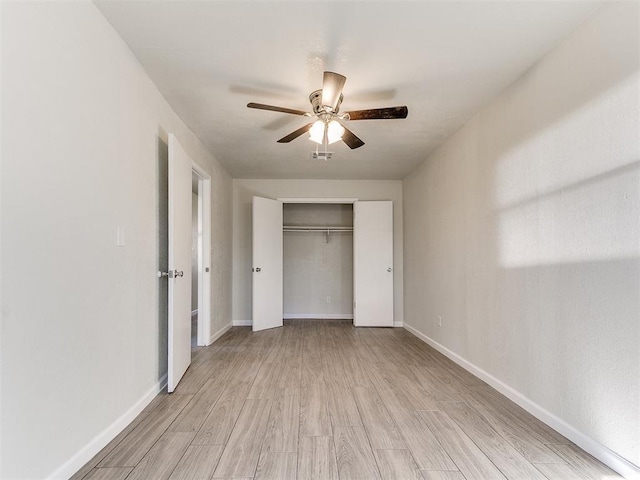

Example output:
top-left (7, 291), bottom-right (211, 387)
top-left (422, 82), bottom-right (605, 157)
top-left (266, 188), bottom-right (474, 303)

top-left (309, 89), bottom-right (343, 115)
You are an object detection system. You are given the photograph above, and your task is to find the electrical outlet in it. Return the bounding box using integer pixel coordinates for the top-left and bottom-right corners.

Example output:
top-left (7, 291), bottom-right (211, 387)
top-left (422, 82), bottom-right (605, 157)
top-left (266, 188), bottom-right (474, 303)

top-left (326, 296), bottom-right (331, 303)
top-left (438, 315), bottom-right (442, 327)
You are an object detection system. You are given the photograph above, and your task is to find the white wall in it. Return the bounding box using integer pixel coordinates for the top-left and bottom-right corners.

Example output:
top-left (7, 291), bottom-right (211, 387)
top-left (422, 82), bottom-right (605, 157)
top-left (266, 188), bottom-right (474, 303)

top-left (233, 179), bottom-right (403, 325)
top-left (403, 1), bottom-right (639, 472)
top-left (0, 2), bottom-right (233, 478)
top-left (283, 204), bottom-right (353, 317)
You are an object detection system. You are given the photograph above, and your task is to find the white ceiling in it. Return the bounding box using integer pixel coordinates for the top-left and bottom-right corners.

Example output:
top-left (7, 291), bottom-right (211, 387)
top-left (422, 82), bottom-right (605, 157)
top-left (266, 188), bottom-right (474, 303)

top-left (95, 0), bottom-right (601, 180)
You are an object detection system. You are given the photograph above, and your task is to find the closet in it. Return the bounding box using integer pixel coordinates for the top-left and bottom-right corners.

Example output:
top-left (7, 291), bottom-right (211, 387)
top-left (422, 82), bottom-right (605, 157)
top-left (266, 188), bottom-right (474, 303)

top-left (283, 203), bottom-right (354, 320)
top-left (252, 196), bottom-right (393, 331)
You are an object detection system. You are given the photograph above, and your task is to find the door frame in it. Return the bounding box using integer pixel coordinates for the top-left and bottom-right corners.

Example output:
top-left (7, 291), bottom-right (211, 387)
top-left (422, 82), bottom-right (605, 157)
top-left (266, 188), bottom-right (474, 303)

top-left (191, 161), bottom-right (212, 346)
top-left (278, 197), bottom-right (358, 204)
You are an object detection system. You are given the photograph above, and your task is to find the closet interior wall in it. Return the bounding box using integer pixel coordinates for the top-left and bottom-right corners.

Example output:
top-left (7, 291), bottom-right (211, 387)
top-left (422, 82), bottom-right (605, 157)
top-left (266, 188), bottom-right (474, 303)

top-left (283, 203), bottom-right (354, 319)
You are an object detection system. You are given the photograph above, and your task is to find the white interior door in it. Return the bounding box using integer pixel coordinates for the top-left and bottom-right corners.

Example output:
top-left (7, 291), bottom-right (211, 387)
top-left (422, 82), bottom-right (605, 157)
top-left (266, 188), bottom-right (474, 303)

top-left (354, 201), bottom-right (394, 327)
top-left (167, 134), bottom-right (192, 392)
top-left (252, 196), bottom-right (283, 332)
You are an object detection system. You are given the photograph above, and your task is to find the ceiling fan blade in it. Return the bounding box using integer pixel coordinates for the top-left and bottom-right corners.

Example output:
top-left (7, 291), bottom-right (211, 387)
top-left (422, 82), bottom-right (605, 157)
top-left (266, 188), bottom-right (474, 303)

top-left (277, 123), bottom-right (314, 143)
top-left (341, 126), bottom-right (365, 149)
top-left (345, 106), bottom-right (408, 121)
top-left (321, 71), bottom-right (347, 112)
top-left (247, 102), bottom-right (307, 116)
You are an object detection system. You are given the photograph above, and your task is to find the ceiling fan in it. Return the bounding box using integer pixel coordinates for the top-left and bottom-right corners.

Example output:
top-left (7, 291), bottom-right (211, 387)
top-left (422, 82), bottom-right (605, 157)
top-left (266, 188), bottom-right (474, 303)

top-left (247, 71), bottom-right (408, 150)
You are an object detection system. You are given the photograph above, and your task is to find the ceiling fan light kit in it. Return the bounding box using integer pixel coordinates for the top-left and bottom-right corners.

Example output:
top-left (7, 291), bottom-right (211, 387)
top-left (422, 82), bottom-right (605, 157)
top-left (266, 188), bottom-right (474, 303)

top-left (309, 119), bottom-right (345, 145)
top-left (247, 71), bottom-right (408, 153)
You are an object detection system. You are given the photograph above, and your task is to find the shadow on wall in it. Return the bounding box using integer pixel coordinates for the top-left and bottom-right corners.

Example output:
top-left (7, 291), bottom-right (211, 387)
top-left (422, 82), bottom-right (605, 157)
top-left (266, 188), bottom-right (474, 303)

top-left (157, 136), bottom-right (169, 383)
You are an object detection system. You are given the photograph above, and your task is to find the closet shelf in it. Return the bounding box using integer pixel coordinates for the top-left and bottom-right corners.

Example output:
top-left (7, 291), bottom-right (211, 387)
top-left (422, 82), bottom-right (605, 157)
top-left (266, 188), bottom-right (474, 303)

top-left (283, 225), bottom-right (353, 232)
top-left (283, 225), bottom-right (352, 243)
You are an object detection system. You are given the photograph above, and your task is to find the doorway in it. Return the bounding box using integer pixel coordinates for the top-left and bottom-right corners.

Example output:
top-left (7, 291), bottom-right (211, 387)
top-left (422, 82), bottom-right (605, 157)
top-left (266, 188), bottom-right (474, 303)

top-left (191, 173), bottom-right (199, 349)
top-left (191, 164), bottom-right (212, 349)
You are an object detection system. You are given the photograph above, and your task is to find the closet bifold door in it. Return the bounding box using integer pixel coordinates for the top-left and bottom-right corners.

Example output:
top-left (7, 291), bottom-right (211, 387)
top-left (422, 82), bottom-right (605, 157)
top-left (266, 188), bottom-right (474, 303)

top-left (353, 201), bottom-right (394, 327)
top-left (252, 196), bottom-right (283, 331)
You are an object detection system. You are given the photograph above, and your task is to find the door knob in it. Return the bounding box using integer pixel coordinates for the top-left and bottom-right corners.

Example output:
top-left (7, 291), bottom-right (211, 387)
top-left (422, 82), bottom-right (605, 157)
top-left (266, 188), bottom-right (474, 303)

top-left (157, 270), bottom-right (183, 278)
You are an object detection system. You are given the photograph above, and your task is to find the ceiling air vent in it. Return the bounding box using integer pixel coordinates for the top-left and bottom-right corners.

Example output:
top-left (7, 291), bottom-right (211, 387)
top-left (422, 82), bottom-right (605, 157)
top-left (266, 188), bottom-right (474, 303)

top-left (311, 151), bottom-right (333, 161)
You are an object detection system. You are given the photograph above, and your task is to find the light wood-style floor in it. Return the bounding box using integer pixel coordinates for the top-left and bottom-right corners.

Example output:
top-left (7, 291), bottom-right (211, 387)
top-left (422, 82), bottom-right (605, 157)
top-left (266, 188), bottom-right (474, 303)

top-left (74, 320), bottom-right (621, 480)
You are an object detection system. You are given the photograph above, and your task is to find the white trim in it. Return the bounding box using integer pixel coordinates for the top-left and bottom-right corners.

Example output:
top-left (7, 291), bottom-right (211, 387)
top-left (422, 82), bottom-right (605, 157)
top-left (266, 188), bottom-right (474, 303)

top-left (209, 323), bottom-right (232, 345)
top-left (233, 320), bottom-right (252, 326)
top-left (47, 375), bottom-right (167, 480)
top-left (393, 321), bottom-right (404, 328)
top-left (283, 313), bottom-right (353, 320)
top-left (277, 197), bottom-right (358, 204)
top-left (403, 323), bottom-right (640, 480)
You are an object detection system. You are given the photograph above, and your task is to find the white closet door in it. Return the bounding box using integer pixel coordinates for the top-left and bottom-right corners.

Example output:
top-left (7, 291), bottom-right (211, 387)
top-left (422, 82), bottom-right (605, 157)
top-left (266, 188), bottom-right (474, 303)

top-left (354, 201), bottom-right (394, 327)
top-left (167, 134), bottom-right (193, 392)
top-left (252, 196), bottom-right (283, 331)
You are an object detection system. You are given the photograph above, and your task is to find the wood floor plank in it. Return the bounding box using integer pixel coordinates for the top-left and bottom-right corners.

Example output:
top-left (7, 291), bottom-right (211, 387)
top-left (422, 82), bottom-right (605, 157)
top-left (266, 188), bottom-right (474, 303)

top-left (333, 426), bottom-right (382, 480)
top-left (275, 361), bottom-right (302, 389)
top-left (300, 382), bottom-right (332, 436)
top-left (440, 401), bottom-right (548, 479)
top-left (534, 462), bottom-right (596, 480)
top-left (297, 436), bottom-right (339, 480)
top-left (213, 398), bottom-right (272, 478)
top-left (168, 377), bottom-right (227, 432)
top-left (546, 444), bottom-right (622, 479)
top-left (420, 470), bottom-right (467, 480)
top-left (262, 388), bottom-right (300, 453)
top-left (408, 365), bottom-right (464, 402)
top-left (70, 411), bottom-right (150, 479)
top-left (389, 408), bottom-right (458, 471)
top-left (326, 383), bottom-right (363, 427)
top-left (248, 361), bottom-right (279, 399)
top-left (192, 380), bottom-right (252, 445)
top-left (172, 361), bottom-right (222, 395)
top-left (126, 432), bottom-right (194, 480)
top-left (301, 354), bottom-right (326, 386)
top-left (385, 369), bottom-right (441, 411)
top-left (341, 352), bottom-right (374, 388)
top-left (255, 452), bottom-right (297, 480)
top-left (459, 392), bottom-right (564, 464)
top-left (418, 411), bottom-right (506, 480)
top-left (98, 394), bottom-right (192, 467)
top-left (82, 468), bottom-right (133, 480)
top-left (470, 386), bottom-right (568, 444)
top-left (352, 386), bottom-right (406, 449)
top-left (167, 445), bottom-right (224, 480)
top-left (374, 449), bottom-right (423, 480)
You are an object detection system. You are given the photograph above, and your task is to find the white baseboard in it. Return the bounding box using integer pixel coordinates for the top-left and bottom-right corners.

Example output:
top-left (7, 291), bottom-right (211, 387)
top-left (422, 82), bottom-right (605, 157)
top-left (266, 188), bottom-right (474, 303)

top-left (47, 374), bottom-right (168, 480)
top-left (232, 320), bottom-right (252, 326)
top-left (283, 313), bottom-right (354, 320)
top-left (393, 321), bottom-right (404, 327)
top-left (403, 323), bottom-right (640, 480)
top-left (208, 323), bottom-right (232, 345)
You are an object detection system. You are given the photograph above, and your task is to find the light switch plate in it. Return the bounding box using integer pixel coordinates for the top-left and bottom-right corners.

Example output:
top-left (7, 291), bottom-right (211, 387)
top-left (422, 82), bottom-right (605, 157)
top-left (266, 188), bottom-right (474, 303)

top-left (116, 226), bottom-right (125, 247)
